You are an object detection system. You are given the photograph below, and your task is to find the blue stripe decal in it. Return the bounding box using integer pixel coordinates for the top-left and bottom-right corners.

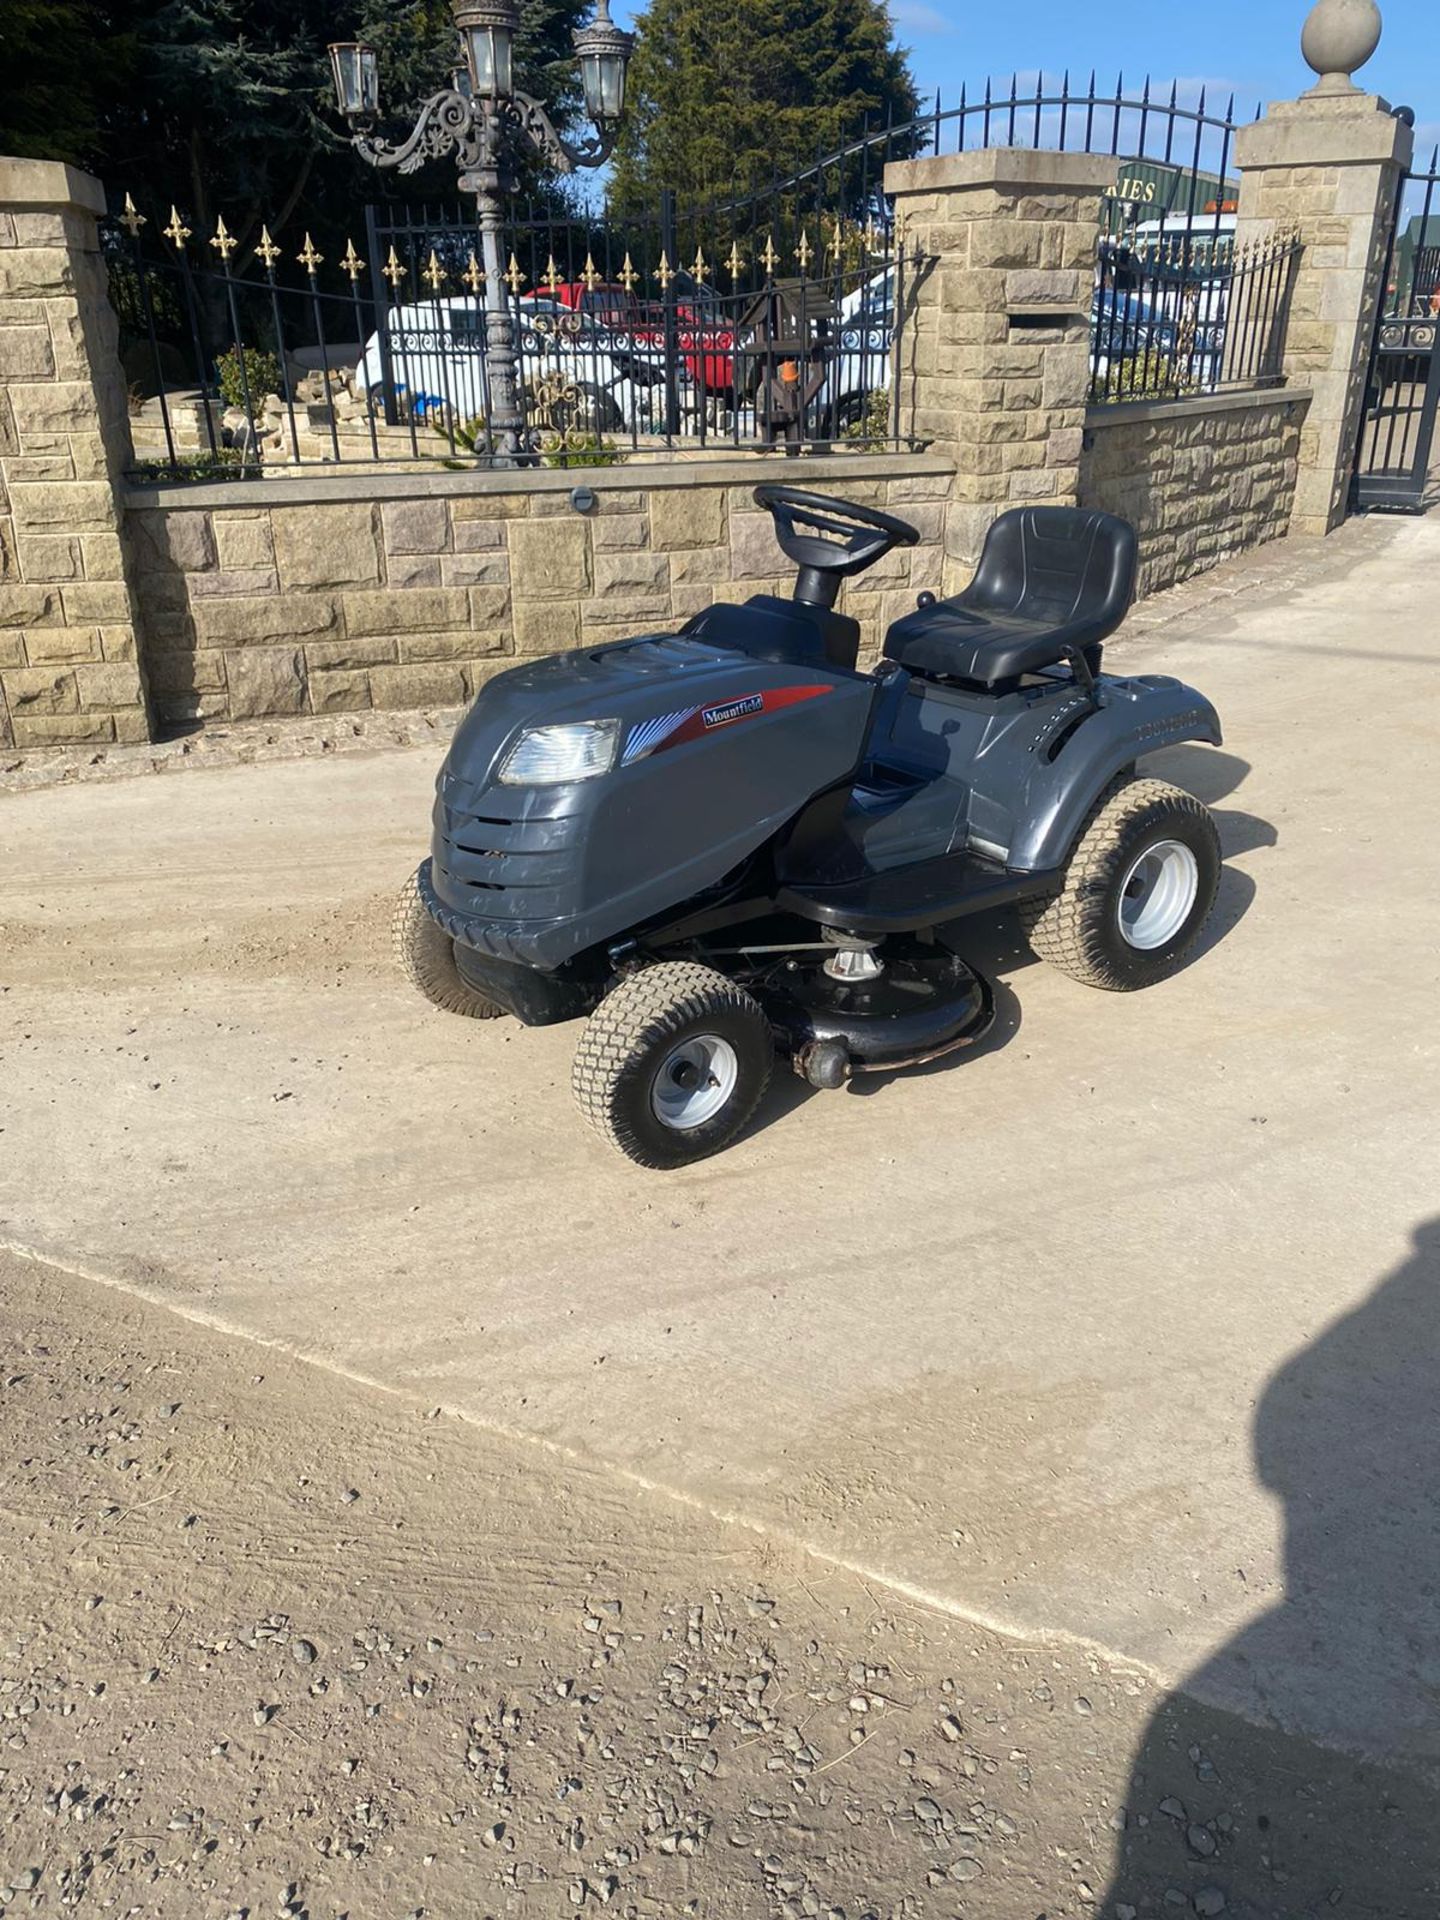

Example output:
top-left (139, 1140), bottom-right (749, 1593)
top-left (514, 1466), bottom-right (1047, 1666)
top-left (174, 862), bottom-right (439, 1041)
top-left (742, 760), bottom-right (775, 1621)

top-left (622, 707), bottom-right (696, 764)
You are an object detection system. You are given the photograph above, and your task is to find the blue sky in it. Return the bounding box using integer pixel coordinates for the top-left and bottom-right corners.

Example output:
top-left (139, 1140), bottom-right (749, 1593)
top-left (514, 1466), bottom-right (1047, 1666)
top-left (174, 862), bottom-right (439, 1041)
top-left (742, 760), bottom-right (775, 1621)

top-left (883, 0), bottom-right (1439, 149)
top-left (609, 0), bottom-right (1439, 154)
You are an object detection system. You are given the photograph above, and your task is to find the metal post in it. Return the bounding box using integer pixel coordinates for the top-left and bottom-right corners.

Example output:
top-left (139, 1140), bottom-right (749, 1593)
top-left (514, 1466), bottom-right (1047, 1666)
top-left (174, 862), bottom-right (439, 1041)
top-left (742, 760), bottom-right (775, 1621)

top-left (364, 202), bottom-right (401, 427)
top-left (472, 169), bottom-right (526, 465)
top-left (659, 187), bottom-right (681, 440)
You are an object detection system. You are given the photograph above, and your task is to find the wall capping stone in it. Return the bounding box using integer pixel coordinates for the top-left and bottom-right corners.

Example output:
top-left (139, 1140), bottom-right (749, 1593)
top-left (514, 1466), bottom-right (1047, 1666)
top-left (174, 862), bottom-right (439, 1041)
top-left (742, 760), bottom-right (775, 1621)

top-left (1234, 94), bottom-right (1413, 171)
top-left (1086, 387), bottom-right (1313, 430)
top-left (125, 451), bottom-right (956, 515)
top-left (0, 155), bottom-right (108, 215)
top-left (884, 147), bottom-right (1118, 196)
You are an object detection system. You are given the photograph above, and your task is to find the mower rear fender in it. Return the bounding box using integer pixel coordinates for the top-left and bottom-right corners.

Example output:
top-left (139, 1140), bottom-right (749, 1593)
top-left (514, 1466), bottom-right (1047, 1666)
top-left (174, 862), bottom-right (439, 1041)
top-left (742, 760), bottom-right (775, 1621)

top-left (1005, 676), bottom-right (1222, 873)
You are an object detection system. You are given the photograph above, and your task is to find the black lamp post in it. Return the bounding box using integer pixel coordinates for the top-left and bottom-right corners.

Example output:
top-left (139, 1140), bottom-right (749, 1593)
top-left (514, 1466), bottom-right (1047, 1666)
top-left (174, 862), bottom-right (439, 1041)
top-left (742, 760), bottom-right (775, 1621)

top-left (328, 0), bottom-right (634, 464)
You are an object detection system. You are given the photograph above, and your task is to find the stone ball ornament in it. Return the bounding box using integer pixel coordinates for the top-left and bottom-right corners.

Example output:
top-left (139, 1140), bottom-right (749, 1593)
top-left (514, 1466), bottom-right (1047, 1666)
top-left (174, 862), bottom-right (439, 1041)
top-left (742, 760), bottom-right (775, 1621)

top-left (1301, 0), bottom-right (1383, 94)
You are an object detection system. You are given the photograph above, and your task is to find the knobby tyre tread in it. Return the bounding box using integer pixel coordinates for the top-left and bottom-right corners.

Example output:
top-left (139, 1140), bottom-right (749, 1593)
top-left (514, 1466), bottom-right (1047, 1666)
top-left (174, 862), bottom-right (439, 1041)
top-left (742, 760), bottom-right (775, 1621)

top-left (1018, 776), bottom-right (1220, 990)
top-left (573, 962), bottom-right (773, 1168)
top-left (392, 867), bottom-right (505, 1018)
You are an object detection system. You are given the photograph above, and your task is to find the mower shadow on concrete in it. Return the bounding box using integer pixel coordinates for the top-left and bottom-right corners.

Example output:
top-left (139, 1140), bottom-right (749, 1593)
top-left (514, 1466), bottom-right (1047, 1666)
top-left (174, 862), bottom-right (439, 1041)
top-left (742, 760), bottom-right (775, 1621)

top-left (1146, 743), bottom-right (1251, 806)
top-left (1144, 744), bottom-right (1271, 964)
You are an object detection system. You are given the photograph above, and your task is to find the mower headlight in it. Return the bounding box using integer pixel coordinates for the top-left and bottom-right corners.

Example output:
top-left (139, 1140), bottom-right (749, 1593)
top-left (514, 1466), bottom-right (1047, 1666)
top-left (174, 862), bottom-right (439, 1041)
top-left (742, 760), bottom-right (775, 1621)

top-left (496, 717), bottom-right (620, 785)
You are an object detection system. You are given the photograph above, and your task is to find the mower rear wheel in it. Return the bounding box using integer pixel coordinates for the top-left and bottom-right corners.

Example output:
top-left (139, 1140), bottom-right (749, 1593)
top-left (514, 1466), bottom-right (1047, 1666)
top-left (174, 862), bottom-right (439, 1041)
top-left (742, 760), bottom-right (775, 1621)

top-left (392, 867), bottom-right (505, 1019)
top-left (1019, 776), bottom-right (1220, 990)
top-left (573, 962), bottom-right (774, 1169)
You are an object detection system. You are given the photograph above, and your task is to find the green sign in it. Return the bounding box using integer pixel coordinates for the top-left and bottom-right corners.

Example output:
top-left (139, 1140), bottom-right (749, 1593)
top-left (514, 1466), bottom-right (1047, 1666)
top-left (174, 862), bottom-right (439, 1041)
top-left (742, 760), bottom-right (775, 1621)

top-left (1107, 159), bottom-right (1237, 216)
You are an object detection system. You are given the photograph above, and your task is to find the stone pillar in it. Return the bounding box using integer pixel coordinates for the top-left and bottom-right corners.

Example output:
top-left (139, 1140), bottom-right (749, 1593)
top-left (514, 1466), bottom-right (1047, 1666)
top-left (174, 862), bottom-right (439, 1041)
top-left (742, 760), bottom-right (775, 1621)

top-left (1234, 97), bottom-right (1411, 535)
top-left (0, 157), bottom-right (151, 748)
top-left (883, 148), bottom-right (1115, 584)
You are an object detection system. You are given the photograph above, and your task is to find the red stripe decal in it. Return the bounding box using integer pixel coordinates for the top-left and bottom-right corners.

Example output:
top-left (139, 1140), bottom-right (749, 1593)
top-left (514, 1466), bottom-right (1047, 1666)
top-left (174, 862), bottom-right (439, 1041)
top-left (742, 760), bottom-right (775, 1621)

top-left (652, 683), bottom-right (832, 754)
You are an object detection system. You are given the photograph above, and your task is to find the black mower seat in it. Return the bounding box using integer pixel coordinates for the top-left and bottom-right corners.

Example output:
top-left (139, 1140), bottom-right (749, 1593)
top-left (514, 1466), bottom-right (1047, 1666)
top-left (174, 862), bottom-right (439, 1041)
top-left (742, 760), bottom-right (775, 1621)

top-left (883, 507), bottom-right (1137, 689)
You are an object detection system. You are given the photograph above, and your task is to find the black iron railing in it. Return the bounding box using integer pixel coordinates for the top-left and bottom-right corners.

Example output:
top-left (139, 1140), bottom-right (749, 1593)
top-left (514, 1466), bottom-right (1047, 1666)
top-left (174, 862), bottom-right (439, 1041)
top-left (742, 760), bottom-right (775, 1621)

top-left (108, 74), bottom-right (1324, 480)
top-left (1354, 143), bottom-right (1440, 512)
top-left (725, 72), bottom-right (1294, 412)
top-left (1090, 227), bottom-right (1300, 404)
top-left (104, 185), bottom-right (908, 482)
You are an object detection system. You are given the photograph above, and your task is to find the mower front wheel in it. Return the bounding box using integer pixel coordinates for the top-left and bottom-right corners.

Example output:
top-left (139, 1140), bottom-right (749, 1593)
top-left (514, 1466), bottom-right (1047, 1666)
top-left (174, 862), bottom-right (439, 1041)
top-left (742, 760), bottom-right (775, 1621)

top-left (1020, 776), bottom-right (1220, 990)
top-left (392, 867), bottom-right (506, 1019)
top-left (573, 962), bottom-right (774, 1169)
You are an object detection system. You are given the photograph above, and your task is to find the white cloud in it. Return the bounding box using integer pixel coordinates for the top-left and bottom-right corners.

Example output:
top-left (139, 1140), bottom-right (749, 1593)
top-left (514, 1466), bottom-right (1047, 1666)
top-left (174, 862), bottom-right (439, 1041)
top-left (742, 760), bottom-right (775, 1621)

top-left (890, 0), bottom-right (955, 33)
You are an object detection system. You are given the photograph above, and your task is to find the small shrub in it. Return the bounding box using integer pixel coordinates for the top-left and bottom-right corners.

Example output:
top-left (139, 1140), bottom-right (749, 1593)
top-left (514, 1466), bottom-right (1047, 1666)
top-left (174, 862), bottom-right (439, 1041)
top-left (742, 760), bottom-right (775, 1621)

top-left (215, 345), bottom-right (282, 411)
top-left (1095, 349), bottom-right (1190, 403)
top-left (541, 433), bottom-right (624, 470)
top-left (130, 448), bottom-right (249, 484)
top-left (842, 387), bottom-right (892, 448)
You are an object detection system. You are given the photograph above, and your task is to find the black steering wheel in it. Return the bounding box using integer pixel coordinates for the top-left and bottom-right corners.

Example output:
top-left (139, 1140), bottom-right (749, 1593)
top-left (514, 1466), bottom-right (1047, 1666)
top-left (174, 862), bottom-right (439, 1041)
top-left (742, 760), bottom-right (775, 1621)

top-left (753, 485), bottom-right (921, 584)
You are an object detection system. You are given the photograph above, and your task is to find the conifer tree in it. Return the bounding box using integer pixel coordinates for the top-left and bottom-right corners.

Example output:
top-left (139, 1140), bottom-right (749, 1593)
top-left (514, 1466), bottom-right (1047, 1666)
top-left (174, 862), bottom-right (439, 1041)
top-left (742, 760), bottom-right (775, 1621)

top-left (609, 0), bottom-right (918, 211)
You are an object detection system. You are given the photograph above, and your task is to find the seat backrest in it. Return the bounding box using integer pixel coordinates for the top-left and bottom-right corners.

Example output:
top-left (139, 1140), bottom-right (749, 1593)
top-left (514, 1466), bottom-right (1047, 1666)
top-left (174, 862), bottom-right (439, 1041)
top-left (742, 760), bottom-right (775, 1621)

top-left (967, 507), bottom-right (1137, 647)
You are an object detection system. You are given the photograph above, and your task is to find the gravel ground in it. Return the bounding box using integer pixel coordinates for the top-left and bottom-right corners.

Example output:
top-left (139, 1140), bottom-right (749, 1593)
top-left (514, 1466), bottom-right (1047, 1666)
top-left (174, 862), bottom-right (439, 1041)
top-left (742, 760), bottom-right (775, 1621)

top-left (2, 1251), bottom-right (1437, 1920)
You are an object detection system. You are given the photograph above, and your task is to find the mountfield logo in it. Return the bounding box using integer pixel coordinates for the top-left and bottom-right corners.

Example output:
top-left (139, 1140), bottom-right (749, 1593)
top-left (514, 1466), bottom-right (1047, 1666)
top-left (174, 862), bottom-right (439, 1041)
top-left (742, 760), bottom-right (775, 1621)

top-left (702, 694), bottom-right (765, 729)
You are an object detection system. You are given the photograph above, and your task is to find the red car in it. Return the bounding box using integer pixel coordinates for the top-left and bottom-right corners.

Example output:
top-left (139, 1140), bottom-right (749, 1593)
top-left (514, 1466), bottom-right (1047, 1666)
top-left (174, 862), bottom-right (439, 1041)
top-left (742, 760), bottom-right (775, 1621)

top-left (547, 280), bottom-right (735, 393)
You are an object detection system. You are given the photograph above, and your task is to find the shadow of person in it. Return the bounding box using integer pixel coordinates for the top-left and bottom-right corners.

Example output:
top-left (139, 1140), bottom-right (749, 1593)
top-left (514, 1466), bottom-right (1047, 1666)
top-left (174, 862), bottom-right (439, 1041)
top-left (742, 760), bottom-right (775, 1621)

top-left (1101, 1220), bottom-right (1440, 1919)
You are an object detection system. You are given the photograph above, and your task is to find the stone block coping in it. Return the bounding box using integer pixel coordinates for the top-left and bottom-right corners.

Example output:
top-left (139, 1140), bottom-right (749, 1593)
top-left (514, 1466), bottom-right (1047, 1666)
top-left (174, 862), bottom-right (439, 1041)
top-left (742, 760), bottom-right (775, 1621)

top-left (0, 155), bottom-right (107, 215)
top-left (124, 450), bottom-right (957, 515)
top-left (1234, 96), bottom-right (1413, 171)
top-left (884, 147), bottom-right (1119, 197)
top-left (1085, 386), bottom-right (1313, 431)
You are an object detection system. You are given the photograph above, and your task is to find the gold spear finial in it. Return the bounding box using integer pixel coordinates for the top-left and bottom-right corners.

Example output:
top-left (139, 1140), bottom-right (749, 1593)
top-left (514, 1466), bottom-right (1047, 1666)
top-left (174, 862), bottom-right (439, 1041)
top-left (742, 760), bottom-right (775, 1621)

top-left (163, 205), bottom-right (192, 249)
top-left (462, 251), bottom-right (485, 294)
top-left (795, 229), bottom-right (813, 272)
top-left (341, 238), bottom-right (365, 282)
top-left (654, 250), bottom-right (674, 291)
top-left (581, 251), bottom-right (602, 293)
top-left (503, 253), bottom-right (526, 294)
top-left (297, 232), bottom-right (324, 274)
top-left (120, 193), bottom-right (146, 238)
top-left (255, 225), bottom-right (282, 269)
top-left (382, 245), bottom-right (406, 288)
top-left (423, 248), bottom-right (446, 291)
top-left (725, 241), bottom-right (744, 282)
top-left (827, 218), bottom-right (845, 264)
top-left (618, 251), bottom-right (638, 292)
top-left (541, 254), bottom-right (563, 294)
top-left (690, 245), bottom-right (708, 282)
top-left (760, 233), bottom-right (779, 275)
top-left (209, 215), bottom-right (237, 262)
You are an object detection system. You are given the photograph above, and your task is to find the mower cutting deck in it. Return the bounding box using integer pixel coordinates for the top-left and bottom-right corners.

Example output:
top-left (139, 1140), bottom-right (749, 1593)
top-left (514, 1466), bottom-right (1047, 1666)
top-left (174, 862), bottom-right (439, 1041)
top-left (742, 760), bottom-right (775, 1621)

top-left (394, 485), bottom-right (1223, 1167)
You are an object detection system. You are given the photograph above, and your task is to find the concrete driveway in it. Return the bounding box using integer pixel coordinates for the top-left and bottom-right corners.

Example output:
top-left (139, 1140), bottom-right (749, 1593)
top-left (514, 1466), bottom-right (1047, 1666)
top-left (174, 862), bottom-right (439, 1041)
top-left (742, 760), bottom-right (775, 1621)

top-left (4, 512), bottom-right (1438, 1771)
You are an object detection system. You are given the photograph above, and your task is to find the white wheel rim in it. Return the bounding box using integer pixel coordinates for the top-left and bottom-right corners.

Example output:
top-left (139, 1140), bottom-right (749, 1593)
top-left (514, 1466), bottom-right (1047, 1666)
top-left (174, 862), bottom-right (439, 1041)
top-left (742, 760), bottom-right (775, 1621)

top-left (1118, 838), bottom-right (1199, 950)
top-left (651, 1034), bottom-right (739, 1131)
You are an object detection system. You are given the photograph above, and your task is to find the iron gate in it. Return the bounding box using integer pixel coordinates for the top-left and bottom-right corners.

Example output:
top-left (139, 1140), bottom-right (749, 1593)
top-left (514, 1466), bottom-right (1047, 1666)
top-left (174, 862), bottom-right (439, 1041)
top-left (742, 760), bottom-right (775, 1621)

top-left (1354, 142), bottom-right (1440, 513)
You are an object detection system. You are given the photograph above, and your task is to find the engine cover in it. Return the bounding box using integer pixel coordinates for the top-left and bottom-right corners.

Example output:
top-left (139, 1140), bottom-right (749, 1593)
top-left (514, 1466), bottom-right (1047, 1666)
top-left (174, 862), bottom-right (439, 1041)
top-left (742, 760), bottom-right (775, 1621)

top-left (428, 629), bottom-right (877, 970)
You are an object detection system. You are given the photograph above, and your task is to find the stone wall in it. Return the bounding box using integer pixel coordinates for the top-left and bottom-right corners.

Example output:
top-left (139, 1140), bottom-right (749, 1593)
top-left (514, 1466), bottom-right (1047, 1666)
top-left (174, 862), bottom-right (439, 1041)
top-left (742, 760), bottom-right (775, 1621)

top-left (0, 159), bottom-right (151, 748)
top-left (883, 148), bottom-right (1119, 588)
top-left (126, 457), bottom-right (954, 726)
top-left (1, 127), bottom-right (1380, 753)
top-left (1234, 94), bottom-right (1411, 537)
top-left (1080, 389), bottom-right (1310, 597)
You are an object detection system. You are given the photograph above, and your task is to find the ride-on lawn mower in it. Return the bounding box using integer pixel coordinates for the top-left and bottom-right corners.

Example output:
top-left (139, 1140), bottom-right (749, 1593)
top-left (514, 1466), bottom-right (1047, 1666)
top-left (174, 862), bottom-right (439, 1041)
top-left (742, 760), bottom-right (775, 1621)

top-left (396, 487), bottom-right (1223, 1168)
